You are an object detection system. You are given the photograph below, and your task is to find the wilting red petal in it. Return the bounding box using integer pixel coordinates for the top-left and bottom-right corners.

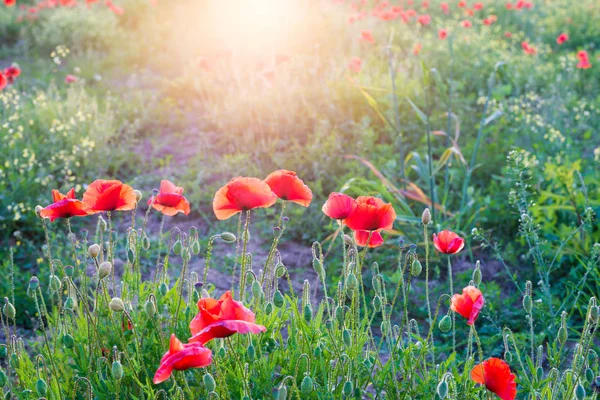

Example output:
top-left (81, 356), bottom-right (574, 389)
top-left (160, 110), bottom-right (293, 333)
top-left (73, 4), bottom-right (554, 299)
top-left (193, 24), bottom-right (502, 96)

top-left (153, 335), bottom-right (212, 384)
top-left (40, 199), bottom-right (90, 222)
top-left (264, 170), bottom-right (312, 207)
top-left (82, 179), bottom-right (137, 213)
top-left (188, 320), bottom-right (266, 345)
top-left (433, 230), bottom-right (465, 254)
top-left (471, 358), bottom-right (517, 400)
top-left (451, 285), bottom-right (484, 325)
top-left (322, 192), bottom-right (356, 220)
top-left (213, 177), bottom-right (276, 220)
top-left (354, 230), bottom-right (384, 248)
top-left (344, 196), bottom-right (396, 232)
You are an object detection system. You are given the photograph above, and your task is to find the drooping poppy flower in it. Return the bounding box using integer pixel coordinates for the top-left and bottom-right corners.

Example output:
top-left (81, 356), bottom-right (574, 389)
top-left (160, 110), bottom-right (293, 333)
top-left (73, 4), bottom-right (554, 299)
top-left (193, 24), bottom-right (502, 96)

top-left (39, 188), bottom-right (90, 222)
top-left (148, 180), bottom-right (190, 216)
top-left (344, 196), bottom-right (395, 247)
top-left (188, 291), bottom-right (266, 344)
top-left (65, 74), bottom-right (78, 84)
top-left (413, 43), bottom-right (422, 55)
top-left (4, 0), bottom-right (16, 6)
top-left (556, 33), bottom-right (568, 45)
top-left (348, 57), bottom-right (363, 73)
top-left (360, 29), bottom-right (375, 44)
top-left (471, 358), bottom-right (517, 400)
top-left (153, 334), bottom-right (212, 384)
top-left (417, 14), bottom-right (431, 25)
top-left (433, 230), bottom-right (465, 254)
top-left (438, 28), bottom-right (448, 39)
top-left (82, 179), bottom-right (137, 213)
top-left (461, 19), bottom-right (472, 28)
top-left (4, 65), bottom-right (21, 84)
top-left (322, 192), bottom-right (356, 220)
top-left (451, 285), bottom-right (484, 325)
top-left (264, 170), bottom-right (312, 207)
top-left (213, 177), bottom-right (277, 220)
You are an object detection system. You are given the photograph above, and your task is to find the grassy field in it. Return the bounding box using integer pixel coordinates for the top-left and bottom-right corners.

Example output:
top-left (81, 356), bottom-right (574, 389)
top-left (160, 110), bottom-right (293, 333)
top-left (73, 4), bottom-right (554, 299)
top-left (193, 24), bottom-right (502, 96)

top-left (0, 0), bottom-right (599, 398)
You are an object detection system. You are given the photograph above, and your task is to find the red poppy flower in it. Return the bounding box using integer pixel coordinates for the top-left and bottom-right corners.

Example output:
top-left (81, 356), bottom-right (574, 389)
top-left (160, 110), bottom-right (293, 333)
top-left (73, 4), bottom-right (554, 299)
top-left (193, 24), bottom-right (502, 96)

top-left (521, 41), bottom-right (536, 55)
top-left (348, 57), bottom-right (363, 73)
top-left (461, 19), bottom-right (472, 28)
top-left (0, 73), bottom-right (6, 91)
top-left (188, 291), bottom-right (266, 344)
top-left (213, 177), bottom-right (277, 220)
top-left (82, 179), bottom-right (137, 213)
top-left (556, 33), bottom-right (568, 45)
top-left (465, 8), bottom-right (474, 16)
top-left (4, 66), bottom-right (20, 84)
top-left (438, 29), bottom-right (448, 39)
top-left (421, 0), bottom-right (429, 9)
top-left (413, 43), bottom-right (423, 55)
top-left (473, 2), bottom-right (483, 10)
top-left (577, 59), bottom-right (592, 69)
top-left (441, 2), bottom-right (449, 14)
top-left (417, 14), bottom-right (431, 25)
top-left (457, 0), bottom-right (466, 7)
top-left (344, 196), bottom-right (396, 232)
top-left (504, 32), bottom-right (513, 38)
top-left (360, 29), bottom-right (375, 44)
top-left (451, 285), bottom-right (484, 325)
top-left (4, 0), bottom-right (16, 6)
top-left (65, 74), bottom-right (78, 84)
top-left (577, 50), bottom-right (589, 61)
top-left (505, 2), bottom-right (513, 9)
top-left (148, 180), bottom-right (190, 216)
top-left (153, 334), bottom-right (212, 384)
top-left (264, 170), bottom-right (312, 207)
top-left (354, 230), bottom-right (384, 248)
top-left (433, 230), bottom-right (465, 254)
top-left (322, 192), bottom-right (356, 220)
top-left (40, 188), bottom-right (90, 222)
top-left (471, 358), bottom-right (517, 400)
top-left (105, 0), bottom-right (123, 15)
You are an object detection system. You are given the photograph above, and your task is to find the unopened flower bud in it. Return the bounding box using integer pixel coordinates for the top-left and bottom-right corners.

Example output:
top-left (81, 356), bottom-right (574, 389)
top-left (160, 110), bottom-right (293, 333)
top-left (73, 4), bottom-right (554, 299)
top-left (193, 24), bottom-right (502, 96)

top-left (109, 297), bottom-right (125, 312)
top-left (98, 261), bottom-right (112, 280)
top-left (273, 290), bottom-right (284, 308)
top-left (575, 383), bottom-right (585, 400)
top-left (88, 244), bottom-right (101, 258)
top-left (172, 239), bottom-right (182, 255)
top-left (422, 208), bottom-right (431, 225)
top-left (276, 384), bottom-right (287, 400)
top-left (411, 259), bottom-right (422, 277)
top-left (303, 304), bottom-right (313, 323)
top-left (35, 205), bottom-right (43, 218)
top-left (63, 333), bottom-right (74, 349)
top-left (29, 276), bottom-right (40, 291)
top-left (220, 232), bottom-right (236, 243)
top-left (523, 294), bottom-right (532, 314)
top-left (0, 370), bottom-right (6, 388)
top-left (439, 315), bottom-right (452, 333)
top-left (49, 274), bottom-right (61, 292)
top-left (342, 328), bottom-right (351, 347)
top-left (36, 378), bottom-right (47, 396)
top-left (144, 299), bottom-right (156, 317)
top-left (343, 234), bottom-right (353, 246)
top-left (112, 361), bottom-right (124, 381)
top-left (436, 379), bottom-right (448, 399)
top-left (342, 380), bottom-right (353, 396)
top-left (3, 298), bottom-right (15, 320)
top-left (300, 375), bottom-right (313, 395)
top-left (345, 272), bottom-right (358, 292)
top-left (159, 282), bottom-right (168, 296)
top-left (64, 297), bottom-right (75, 310)
top-left (134, 190), bottom-right (142, 202)
top-left (203, 373), bottom-right (216, 392)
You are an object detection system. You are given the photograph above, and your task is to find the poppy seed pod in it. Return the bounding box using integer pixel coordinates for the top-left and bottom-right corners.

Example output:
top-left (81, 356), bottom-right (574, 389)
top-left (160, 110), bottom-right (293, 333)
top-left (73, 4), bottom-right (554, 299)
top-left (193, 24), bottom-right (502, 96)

top-left (98, 261), bottom-right (112, 280)
top-left (109, 297), bottom-right (125, 312)
top-left (422, 208), bottom-right (431, 225)
top-left (88, 244), bottom-right (101, 258)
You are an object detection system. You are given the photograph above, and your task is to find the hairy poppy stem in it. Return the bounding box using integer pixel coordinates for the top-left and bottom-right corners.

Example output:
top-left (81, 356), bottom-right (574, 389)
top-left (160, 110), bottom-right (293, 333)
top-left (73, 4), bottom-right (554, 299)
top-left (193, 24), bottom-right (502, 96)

top-left (423, 225), bottom-right (432, 326)
top-left (448, 256), bottom-right (456, 354)
top-left (239, 211), bottom-right (251, 301)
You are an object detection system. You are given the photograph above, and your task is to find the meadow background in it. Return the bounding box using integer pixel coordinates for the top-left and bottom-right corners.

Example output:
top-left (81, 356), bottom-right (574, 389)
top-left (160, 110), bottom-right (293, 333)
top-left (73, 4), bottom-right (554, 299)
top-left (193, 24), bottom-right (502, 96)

top-left (0, 0), bottom-right (599, 398)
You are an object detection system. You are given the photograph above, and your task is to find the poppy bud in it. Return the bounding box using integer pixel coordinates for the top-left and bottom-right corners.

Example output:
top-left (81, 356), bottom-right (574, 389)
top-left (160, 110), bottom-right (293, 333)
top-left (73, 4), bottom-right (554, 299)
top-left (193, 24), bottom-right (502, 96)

top-left (342, 380), bottom-right (353, 396)
top-left (49, 274), bottom-right (61, 292)
top-left (473, 262), bottom-right (482, 285)
top-left (109, 298), bottom-right (125, 312)
top-left (246, 343), bottom-right (256, 361)
top-left (300, 375), bottom-right (313, 394)
top-left (303, 304), bottom-right (313, 323)
top-left (275, 263), bottom-right (287, 278)
top-left (504, 350), bottom-right (513, 363)
top-left (0, 370), bottom-right (6, 388)
top-left (144, 299), bottom-right (156, 317)
top-left (411, 259), bottom-right (422, 277)
top-left (220, 232), bottom-right (236, 243)
top-left (343, 234), bottom-right (353, 246)
top-left (142, 234), bottom-right (150, 250)
top-left (29, 276), bottom-right (40, 291)
top-left (589, 305), bottom-right (599, 325)
top-left (585, 368), bottom-right (594, 384)
top-left (251, 281), bottom-right (264, 301)
top-left (273, 290), bottom-right (284, 308)
top-left (203, 373), bottom-right (216, 392)
top-left (172, 239), bottom-right (182, 255)
top-left (63, 333), bottom-right (74, 349)
top-left (159, 282), bottom-right (168, 296)
top-left (35, 205), bottom-right (43, 218)
top-left (98, 261), bottom-right (112, 280)
top-left (134, 190), bottom-right (142, 202)
top-left (276, 384), bottom-right (287, 400)
top-left (265, 302), bottom-right (273, 316)
top-left (88, 244), bottom-right (101, 258)
top-left (439, 315), bottom-right (452, 333)
top-left (536, 366), bottom-right (543, 381)
top-left (36, 378), bottom-right (47, 396)
top-left (436, 379), bottom-right (448, 399)
top-left (343, 329), bottom-right (351, 347)
top-left (312, 259), bottom-right (325, 278)
top-left (217, 345), bottom-right (226, 358)
top-left (422, 208), bottom-right (431, 225)
top-left (3, 299), bottom-right (15, 320)
top-left (191, 240), bottom-right (201, 255)
top-left (345, 272), bottom-right (358, 292)
top-left (65, 265), bottom-right (74, 277)
top-left (558, 326), bottom-right (567, 346)
top-left (99, 217), bottom-right (107, 232)
top-left (575, 383), bottom-right (585, 400)
top-left (112, 361), bottom-right (124, 381)
top-left (335, 306), bottom-right (344, 324)
top-left (64, 297), bottom-right (75, 310)
top-left (373, 296), bottom-right (382, 311)
top-left (0, 345), bottom-right (6, 358)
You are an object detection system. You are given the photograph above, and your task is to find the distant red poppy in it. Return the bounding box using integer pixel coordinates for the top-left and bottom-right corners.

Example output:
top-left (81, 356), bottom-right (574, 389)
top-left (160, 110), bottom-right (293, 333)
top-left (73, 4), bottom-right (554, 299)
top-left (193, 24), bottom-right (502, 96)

top-left (405, 8), bottom-right (417, 17)
top-left (521, 41), bottom-right (537, 55)
top-left (577, 50), bottom-right (589, 61)
top-left (465, 8), bottom-right (474, 16)
top-left (438, 28), bottom-right (448, 39)
top-left (433, 230), bottom-right (465, 254)
top-left (4, 65), bottom-right (21, 84)
top-left (504, 32), bottom-right (513, 38)
top-left (213, 177), bottom-right (277, 220)
top-left (105, 0), bottom-right (123, 15)
top-left (505, 2), bottom-right (513, 9)
top-left (189, 291), bottom-right (266, 344)
top-left (82, 179), bottom-right (137, 213)
top-left (483, 15), bottom-right (497, 25)
top-left (461, 19), bottom-right (472, 28)
top-left (417, 14), bottom-right (431, 25)
top-left (473, 2), bottom-right (483, 10)
top-left (149, 180), bottom-right (190, 216)
top-left (344, 196), bottom-right (396, 247)
top-left (360, 29), bottom-right (375, 44)
top-left (322, 192), bottom-right (356, 220)
top-left (0, 73), bottom-right (6, 91)
top-left (153, 334), bottom-right (212, 384)
top-left (348, 57), bottom-right (363, 73)
top-left (440, 2), bottom-right (449, 14)
top-left (413, 43), bottom-right (423, 55)
top-left (421, 0), bottom-right (429, 9)
top-left (471, 358), bottom-right (517, 400)
top-left (65, 74), bottom-right (78, 84)
top-left (40, 188), bottom-right (90, 222)
top-left (451, 285), bottom-right (484, 325)
top-left (264, 170), bottom-right (312, 207)
top-left (457, 0), bottom-right (466, 8)
top-left (556, 33), bottom-right (569, 45)
top-left (577, 59), bottom-right (592, 69)
top-left (4, 0), bottom-right (16, 6)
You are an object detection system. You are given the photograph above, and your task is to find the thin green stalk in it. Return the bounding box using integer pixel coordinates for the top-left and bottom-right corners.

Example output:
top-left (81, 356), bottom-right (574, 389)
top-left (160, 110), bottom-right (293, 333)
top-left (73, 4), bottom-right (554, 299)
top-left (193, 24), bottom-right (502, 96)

top-left (448, 256), bottom-right (456, 354)
top-left (238, 211), bottom-right (251, 301)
